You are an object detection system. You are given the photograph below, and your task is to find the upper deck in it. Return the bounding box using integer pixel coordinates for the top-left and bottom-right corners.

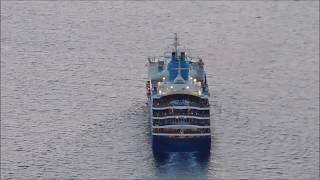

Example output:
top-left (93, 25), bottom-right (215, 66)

top-left (147, 52), bottom-right (209, 98)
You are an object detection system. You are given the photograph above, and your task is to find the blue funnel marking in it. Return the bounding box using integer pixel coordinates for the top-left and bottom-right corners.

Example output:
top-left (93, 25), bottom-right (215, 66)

top-left (167, 55), bottom-right (189, 82)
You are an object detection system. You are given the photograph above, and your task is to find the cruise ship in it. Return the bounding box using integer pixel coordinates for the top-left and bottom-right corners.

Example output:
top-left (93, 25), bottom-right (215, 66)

top-left (146, 34), bottom-right (211, 154)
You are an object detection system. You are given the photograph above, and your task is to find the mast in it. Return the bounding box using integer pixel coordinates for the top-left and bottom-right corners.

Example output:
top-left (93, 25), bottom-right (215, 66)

top-left (174, 33), bottom-right (179, 54)
top-left (173, 33), bottom-right (184, 84)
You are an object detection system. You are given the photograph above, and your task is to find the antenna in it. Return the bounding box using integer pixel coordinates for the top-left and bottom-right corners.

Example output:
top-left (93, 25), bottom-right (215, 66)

top-left (173, 33), bottom-right (185, 84)
top-left (174, 33), bottom-right (179, 53)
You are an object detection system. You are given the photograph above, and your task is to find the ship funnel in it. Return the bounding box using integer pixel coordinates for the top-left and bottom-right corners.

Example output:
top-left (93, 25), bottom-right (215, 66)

top-left (181, 52), bottom-right (185, 61)
top-left (174, 51), bottom-right (185, 84)
top-left (167, 34), bottom-right (189, 82)
top-left (171, 52), bottom-right (176, 61)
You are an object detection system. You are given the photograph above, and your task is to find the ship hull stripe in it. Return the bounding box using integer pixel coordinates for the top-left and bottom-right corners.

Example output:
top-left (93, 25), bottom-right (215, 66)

top-left (152, 133), bottom-right (211, 136)
top-left (152, 125), bottom-right (210, 128)
top-left (152, 106), bottom-right (209, 110)
top-left (152, 116), bottom-right (209, 120)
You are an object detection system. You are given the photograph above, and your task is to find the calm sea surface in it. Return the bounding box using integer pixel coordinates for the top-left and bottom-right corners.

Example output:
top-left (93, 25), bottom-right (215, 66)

top-left (1, 1), bottom-right (319, 179)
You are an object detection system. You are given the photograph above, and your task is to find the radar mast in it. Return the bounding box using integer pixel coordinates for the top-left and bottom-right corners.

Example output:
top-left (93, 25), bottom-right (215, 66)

top-left (174, 33), bottom-right (179, 54)
top-left (173, 33), bottom-right (184, 84)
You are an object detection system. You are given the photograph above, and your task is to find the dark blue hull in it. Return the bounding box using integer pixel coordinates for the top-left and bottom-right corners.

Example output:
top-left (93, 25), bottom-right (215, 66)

top-left (152, 135), bottom-right (211, 154)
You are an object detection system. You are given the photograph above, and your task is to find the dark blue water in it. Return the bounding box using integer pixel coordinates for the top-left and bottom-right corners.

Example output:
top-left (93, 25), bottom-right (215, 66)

top-left (1, 1), bottom-right (319, 179)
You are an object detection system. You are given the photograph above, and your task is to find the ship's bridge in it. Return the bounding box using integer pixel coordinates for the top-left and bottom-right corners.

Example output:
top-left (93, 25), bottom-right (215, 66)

top-left (155, 50), bottom-right (206, 97)
top-left (157, 76), bottom-right (203, 97)
top-left (147, 34), bottom-right (209, 99)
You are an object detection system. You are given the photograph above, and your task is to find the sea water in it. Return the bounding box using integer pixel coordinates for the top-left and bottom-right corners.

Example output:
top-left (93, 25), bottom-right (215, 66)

top-left (1, 1), bottom-right (319, 179)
